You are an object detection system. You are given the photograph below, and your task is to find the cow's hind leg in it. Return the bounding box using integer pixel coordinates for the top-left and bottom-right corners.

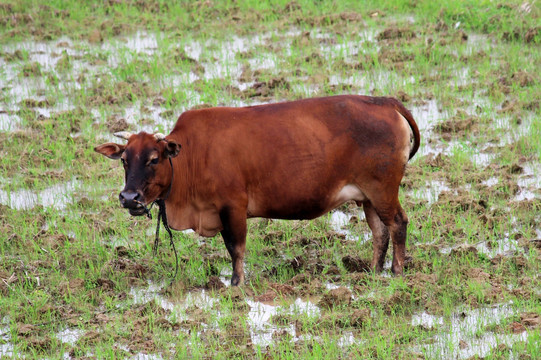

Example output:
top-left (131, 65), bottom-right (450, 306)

top-left (219, 206), bottom-right (247, 286)
top-left (362, 201), bottom-right (390, 272)
top-left (365, 190), bottom-right (409, 275)
top-left (379, 203), bottom-right (408, 275)
top-left (387, 205), bottom-right (408, 275)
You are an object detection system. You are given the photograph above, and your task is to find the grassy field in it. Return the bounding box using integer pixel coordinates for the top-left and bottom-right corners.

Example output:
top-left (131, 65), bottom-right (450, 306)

top-left (0, 0), bottom-right (540, 358)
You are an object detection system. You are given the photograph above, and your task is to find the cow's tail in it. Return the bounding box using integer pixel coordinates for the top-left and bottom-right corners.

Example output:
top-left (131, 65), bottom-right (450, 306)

top-left (394, 100), bottom-right (420, 160)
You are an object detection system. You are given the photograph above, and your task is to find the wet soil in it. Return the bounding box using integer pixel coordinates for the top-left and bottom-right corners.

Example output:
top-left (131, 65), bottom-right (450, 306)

top-left (377, 27), bottom-right (416, 41)
top-left (0, 2), bottom-right (540, 358)
top-left (342, 255), bottom-right (371, 273)
top-left (318, 287), bottom-right (352, 308)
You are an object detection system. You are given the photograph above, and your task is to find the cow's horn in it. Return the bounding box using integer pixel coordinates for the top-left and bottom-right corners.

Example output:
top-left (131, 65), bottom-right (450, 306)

top-left (154, 133), bottom-right (166, 141)
top-left (113, 131), bottom-right (133, 140)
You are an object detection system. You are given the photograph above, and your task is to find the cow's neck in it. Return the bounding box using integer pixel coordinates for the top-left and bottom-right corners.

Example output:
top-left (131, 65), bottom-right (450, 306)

top-left (162, 138), bottom-right (222, 237)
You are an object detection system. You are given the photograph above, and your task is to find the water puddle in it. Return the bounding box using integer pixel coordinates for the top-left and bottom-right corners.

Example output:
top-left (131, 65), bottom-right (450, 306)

top-left (409, 99), bottom-right (444, 134)
top-left (381, 259), bottom-right (393, 277)
top-left (182, 33), bottom-right (269, 84)
top-left (411, 311), bottom-right (444, 329)
top-left (0, 112), bottom-right (21, 132)
top-left (248, 54), bottom-right (278, 71)
top-left (219, 268), bottom-right (232, 287)
top-left (491, 113), bottom-right (536, 147)
top-left (247, 297), bottom-right (321, 347)
top-left (122, 102), bottom-right (173, 133)
top-left (408, 97), bottom-right (533, 168)
top-left (1, 32), bottom-right (179, 135)
top-left (167, 290), bottom-right (218, 313)
top-left (2, 36), bottom-right (82, 72)
top-left (30, 99), bottom-right (75, 119)
top-left (475, 237), bottom-right (521, 257)
top-left (325, 282), bottom-right (357, 301)
top-left (112, 31), bottom-right (158, 56)
top-left (129, 280), bottom-right (166, 305)
top-left (130, 354), bottom-right (164, 360)
top-left (409, 180), bottom-right (451, 205)
top-left (412, 303), bottom-right (527, 359)
top-left (408, 99), bottom-right (495, 163)
top-left (469, 150), bottom-right (498, 167)
top-left (450, 66), bottom-right (471, 87)
top-left (329, 210), bottom-right (369, 243)
top-left (514, 189), bottom-right (537, 202)
top-left (482, 177), bottom-right (499, 187)
top-left (465, 34), bottom-right (492, 54)
top-left (0, 178), bottom-right (80, 210)
top-left (1, 38), bottom-right (86, 108)
top-left (515, 162), bottom-right (541, 201)
top-left (424, 140), bottom-right (497, 167)
top-left (313, 27), bottom-right (379, 60)
top-left (128, 280), bottom-right (329, 349)
top-left (100, 31), bottom-right (160, 68)
top-left (55, 327), bottom-right (84, 346)
top-left (0, 325), bottom-right (13, 358)
top-left (325, 282), bottom-right (342, 291)
top-left (440, 234), bottom-right (522, 258)
top-left (337, 331), bottom-right (359, 347)
top-left (130, 280), bottom-right (219, 325)
top-left (246, 299), bottom-right (293, 346)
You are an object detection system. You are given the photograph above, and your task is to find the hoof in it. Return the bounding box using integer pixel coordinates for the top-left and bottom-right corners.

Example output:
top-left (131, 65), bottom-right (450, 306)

top-left (231, 273), bottom-right (244, 286)
top-left (371, 262), bottom-right (384, 273)
top-left (391, 265), bottom-right (403, 276)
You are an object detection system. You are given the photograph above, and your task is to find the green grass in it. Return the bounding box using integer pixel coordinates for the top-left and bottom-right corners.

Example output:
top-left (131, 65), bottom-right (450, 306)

top-left (0, 0), bottom-right (540, 358)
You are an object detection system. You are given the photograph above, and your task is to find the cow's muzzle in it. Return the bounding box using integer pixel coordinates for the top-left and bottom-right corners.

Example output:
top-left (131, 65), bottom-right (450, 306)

top-left (119, 190), bottom-right (146, 216)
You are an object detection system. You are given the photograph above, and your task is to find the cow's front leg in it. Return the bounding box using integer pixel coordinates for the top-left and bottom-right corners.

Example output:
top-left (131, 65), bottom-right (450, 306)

top-left (219, 206), bottom-right (247, 286)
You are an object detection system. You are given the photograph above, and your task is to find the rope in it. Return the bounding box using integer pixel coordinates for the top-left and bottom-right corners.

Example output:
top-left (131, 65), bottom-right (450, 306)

top-left (155, 198), bottom-right (178, 288)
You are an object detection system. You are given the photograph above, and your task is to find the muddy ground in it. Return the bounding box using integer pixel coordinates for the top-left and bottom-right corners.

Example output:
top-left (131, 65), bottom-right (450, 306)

top-left (0, 1), bottom-right (540, 359)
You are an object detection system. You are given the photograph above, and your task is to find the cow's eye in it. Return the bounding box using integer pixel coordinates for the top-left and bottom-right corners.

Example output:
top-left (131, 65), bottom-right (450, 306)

top-left (120, 158), bottom-right (126, 166)
top-left (149, 157), bottom-right (159, 165)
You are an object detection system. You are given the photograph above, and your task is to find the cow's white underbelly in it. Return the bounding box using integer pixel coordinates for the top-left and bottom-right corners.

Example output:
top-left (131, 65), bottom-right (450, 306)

top-left (332, 184), bottom-right (366, 205)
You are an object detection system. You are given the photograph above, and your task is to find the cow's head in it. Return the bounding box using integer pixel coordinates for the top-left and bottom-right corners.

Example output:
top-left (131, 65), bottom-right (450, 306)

top-left (94, 132), bottom-right (181, 216)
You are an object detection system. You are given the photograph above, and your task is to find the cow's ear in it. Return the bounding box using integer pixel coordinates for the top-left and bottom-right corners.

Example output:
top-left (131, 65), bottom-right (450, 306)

top-left (94, 143), bottom-right (125, 160)
top-left (164, 140), bottom-right (181, 158)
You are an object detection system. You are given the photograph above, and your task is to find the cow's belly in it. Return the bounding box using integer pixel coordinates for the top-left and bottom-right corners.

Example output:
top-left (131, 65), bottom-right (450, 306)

top-left (167, 206), bottom-right (223, 237)
top-left (248, 183), bottom-right (365, 220)
top-left (192, 209), bottom-right (223, 237)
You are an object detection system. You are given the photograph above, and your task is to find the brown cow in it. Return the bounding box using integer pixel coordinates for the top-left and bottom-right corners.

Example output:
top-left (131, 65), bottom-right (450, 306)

top-left (95, 95), bottom-right (420, 286)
